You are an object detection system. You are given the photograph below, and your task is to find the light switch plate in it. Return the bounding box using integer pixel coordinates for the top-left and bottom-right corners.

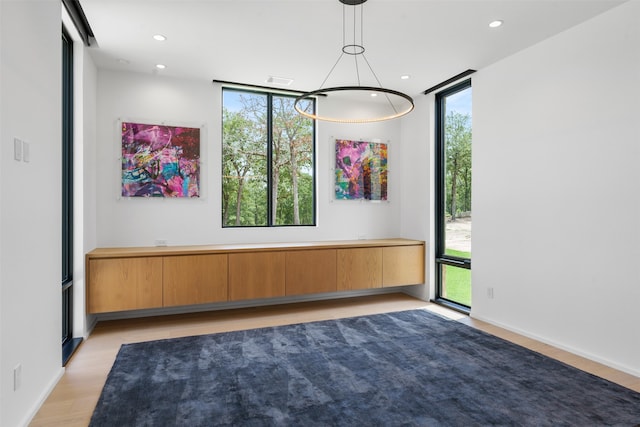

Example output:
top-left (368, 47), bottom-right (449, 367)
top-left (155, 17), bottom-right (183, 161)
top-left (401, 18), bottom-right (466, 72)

top-left (22, 141), bottom-right (30, 163)
top-left (14, 364), bottom-right (22, 391)
top-left (14, 138), bottom-right (22, 161)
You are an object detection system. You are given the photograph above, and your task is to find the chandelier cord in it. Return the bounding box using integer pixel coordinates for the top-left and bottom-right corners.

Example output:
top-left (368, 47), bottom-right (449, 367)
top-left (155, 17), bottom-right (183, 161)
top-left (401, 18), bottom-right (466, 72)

top-left (354, 4), bottom-right (357, 47)
top-left (360, 2), bottom-right (364, 50)
top-left (361, 54), bottom-right (400, 114)
top-left (319, 52), bottom-right (345, 90)
top-left (354, 5), bottom-right (359, 85)
top-left (343, 3), bottom-right (346, 47)
top-left (355, 53), bottom-right (361, 86)
top-left (354, 2), bottom-right (362, 86)
top-left (293, 0), bottom-right (414, 124)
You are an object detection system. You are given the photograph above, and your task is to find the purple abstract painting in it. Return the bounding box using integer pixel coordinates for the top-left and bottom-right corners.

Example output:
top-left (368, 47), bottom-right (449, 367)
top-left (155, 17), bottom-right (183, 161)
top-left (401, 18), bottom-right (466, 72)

top-left (121, 122), bottom-right (200, 198)
top-left (335, 139), bottom-right (388, 200)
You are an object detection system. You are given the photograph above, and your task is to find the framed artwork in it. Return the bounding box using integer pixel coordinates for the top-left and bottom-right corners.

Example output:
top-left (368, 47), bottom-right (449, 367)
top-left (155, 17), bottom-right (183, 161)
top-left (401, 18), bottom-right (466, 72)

top-left (335, 139), bottom-right (387, 200)
top-left (121, 121), bottom-right (200, 198)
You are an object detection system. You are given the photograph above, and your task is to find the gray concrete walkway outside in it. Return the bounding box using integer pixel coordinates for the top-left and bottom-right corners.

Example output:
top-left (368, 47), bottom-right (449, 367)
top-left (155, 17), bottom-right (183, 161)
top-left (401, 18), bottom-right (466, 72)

top-left (446, 217), bottom-right (471, 253)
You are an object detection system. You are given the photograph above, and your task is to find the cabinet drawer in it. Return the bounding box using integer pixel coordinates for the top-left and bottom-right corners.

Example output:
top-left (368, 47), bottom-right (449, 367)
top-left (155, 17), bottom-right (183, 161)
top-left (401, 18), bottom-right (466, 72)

top-left (88, 257), bottom-right (162, 313)
top-left (228, 252), bottom-right (286, 301)
top-left (163, 254), bottom-right (228, 307)
top-left (337, 247), bottom-right (383, 291)
top-left (286, 249), bottom-right (337, 296)
top-left (382, 245), bottom-right (425, 287)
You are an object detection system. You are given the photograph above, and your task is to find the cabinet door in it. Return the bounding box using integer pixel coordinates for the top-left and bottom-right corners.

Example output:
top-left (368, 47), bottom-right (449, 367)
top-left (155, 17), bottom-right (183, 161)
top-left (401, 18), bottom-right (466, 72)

top-left (286, 250), bottom-right (337, 296)
top-left (228, 252), bottom-right (286, 301)
top-left (88, 257), bottom-right (162, 313)
top-left (163, 254), bottom-right (228, 307)
top-left (382, 245), bottom-right (425, 287)
top-left (337, 247), bottom-right (383, 291)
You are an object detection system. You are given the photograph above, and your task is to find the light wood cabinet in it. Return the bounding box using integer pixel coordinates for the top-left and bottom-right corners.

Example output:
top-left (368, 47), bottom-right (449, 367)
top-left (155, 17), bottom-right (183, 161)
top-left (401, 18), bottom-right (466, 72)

top-left (382, 245), bottom-right (425, 287)
top-left (86, 239), bottom-right (425, 314)
top-left (163, 254), bottom-right (228, 307)
top-left (228, 252), bottom-right (286, 301)
top-left (337, 247), bottom-right (383, 291)
top-left (88, 257), bottom-right (162, 313)
top-left (286, 249), bottom-right (337, 296)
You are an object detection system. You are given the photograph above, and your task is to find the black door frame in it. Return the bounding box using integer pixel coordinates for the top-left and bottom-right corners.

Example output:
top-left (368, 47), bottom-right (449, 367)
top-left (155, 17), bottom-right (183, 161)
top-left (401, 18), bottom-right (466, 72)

top-left (62, 29), bottom-right (82, 365)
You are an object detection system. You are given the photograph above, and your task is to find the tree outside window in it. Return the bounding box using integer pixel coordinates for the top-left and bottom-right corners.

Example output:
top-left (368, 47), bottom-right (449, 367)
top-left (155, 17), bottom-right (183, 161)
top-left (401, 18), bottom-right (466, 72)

top-left (444, 110), bottom-right (472, 222)
top-left (222, 88), bottom-right (315, 227)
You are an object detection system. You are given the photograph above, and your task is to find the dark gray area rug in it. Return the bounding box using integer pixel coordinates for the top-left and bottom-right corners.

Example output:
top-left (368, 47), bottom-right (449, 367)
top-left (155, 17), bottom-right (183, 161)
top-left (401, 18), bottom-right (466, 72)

top-left (90, 309), bottom-right (640, 426)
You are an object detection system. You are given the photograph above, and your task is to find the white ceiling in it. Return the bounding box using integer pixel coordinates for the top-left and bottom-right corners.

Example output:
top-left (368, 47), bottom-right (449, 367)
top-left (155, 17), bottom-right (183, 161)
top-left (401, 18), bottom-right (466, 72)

top-left (80, 0), bottom-right (626, 96)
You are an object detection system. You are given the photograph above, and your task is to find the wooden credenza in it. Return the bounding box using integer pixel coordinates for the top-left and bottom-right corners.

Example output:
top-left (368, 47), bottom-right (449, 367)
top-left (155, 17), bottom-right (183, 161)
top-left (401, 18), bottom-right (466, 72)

top-left (86, 239), bottom-right (425, 314)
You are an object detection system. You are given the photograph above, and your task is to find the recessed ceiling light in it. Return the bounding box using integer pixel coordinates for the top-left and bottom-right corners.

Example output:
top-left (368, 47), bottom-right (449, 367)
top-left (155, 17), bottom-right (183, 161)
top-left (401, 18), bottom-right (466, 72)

top-left (400, 75), bottom-right (410, 80)
top-left (371, 93), bottom-right (378, 97)
top-left (489, 20), bottom-right (503, 28)
top-left (155, 64), bottom-right (166, 69)
top-left (153, 34), bottom-right (167, 41)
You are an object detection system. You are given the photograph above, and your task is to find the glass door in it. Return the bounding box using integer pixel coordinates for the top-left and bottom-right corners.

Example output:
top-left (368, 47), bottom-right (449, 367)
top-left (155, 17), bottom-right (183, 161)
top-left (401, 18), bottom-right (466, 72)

top-left (435, 80), bottom-right (472, 310)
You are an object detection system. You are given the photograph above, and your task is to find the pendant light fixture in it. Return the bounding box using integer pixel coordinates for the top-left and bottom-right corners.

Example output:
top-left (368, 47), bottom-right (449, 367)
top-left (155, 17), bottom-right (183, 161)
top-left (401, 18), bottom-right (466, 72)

top-left (294, 0), bottom-right (414, 124)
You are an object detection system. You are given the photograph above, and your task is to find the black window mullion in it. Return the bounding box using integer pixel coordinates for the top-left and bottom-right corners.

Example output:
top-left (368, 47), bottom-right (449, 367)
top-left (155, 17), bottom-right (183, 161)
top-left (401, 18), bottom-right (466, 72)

top-left (434, 86), bottom-right (447, 304)
top-left (266, 93), bottom-right (274, 226)
top-left (311, 111), bottom-right (317, 225)
top-left (435, 91), bottom-right (446, 261)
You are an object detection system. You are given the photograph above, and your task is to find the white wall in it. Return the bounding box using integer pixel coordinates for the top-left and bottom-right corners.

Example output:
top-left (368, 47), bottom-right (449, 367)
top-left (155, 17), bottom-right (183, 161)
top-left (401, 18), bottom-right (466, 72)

top-left (399, 95), bottom-right (432, 300)
top-left (0, 0), bottom-right (4, 421)
top-left (0, 1), bottom-right (64, 426)
top-left (472, 0), bottom-right (640, 375)
top-left (95, 71), bottom-right (407, 247)
top-left (73, 36), bottom-right (99, 338)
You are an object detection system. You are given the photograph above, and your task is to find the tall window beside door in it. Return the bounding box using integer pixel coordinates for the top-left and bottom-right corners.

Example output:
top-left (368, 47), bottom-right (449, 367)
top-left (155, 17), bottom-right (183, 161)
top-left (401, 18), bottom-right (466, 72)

top-left (435, 80), bottom-right (472, 310)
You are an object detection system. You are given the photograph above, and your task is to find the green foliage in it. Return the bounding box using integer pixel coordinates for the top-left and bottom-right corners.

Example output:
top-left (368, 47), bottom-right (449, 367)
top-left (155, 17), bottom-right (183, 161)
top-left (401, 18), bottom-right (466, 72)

top-left (440, 93), bottom-right (472, 307)
top-left (442, 249), bottom-right (471, 307)
top-left (222, 90), bottom-right (314, 226)
top-left (443, 265), bottom-right (471, 307)
top-left (445, 111), bottom-right (472, 220)
top-left (222, 100), bottom-right (267, 226)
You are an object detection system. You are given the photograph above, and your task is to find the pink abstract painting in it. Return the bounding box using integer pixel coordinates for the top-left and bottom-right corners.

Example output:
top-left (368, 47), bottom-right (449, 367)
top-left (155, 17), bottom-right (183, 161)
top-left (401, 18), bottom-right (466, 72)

top-left (335, 139), bottom-right (387, 200)
top-left (121, 122), bottom-right (200, 198)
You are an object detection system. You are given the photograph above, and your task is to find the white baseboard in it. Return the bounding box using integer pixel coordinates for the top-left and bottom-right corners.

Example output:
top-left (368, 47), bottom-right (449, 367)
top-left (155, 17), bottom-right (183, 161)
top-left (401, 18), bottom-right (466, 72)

top-left (18, 367), bottom-right (65, 427)
top-left (471, 314), bottom-right (640, 379)
top-left (85, 314), bottom-right (99, 337)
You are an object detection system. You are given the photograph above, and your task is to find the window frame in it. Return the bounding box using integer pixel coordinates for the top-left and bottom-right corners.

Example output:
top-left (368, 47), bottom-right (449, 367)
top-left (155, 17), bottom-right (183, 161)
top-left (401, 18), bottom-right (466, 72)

top-left (434, 78), bottom-right (472, 313)
top-left (221, 86), bottom-right (317, 228)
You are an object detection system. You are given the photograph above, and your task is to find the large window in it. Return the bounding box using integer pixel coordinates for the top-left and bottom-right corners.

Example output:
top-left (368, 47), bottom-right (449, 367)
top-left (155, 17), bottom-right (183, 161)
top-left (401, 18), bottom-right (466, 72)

top-left (435, 80), bottom-right (472, 310)
top-left (222, 88), bottom-right (316, 227)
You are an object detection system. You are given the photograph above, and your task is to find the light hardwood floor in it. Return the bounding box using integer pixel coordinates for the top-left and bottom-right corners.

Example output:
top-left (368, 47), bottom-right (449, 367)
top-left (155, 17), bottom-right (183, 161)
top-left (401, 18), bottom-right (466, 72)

top-left (30, 293), bottom-right (639, 426)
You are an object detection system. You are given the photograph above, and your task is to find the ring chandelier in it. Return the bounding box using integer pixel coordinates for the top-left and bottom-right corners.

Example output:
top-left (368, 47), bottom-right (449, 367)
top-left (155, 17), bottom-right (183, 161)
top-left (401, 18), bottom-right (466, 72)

top-left (294, 0), bottom-right (414, 124)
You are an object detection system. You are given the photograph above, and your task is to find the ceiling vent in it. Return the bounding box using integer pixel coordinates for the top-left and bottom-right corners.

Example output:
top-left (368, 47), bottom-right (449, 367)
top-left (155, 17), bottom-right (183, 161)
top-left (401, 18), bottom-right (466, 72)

top-left (266, 76), bottom-right (294, 86)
